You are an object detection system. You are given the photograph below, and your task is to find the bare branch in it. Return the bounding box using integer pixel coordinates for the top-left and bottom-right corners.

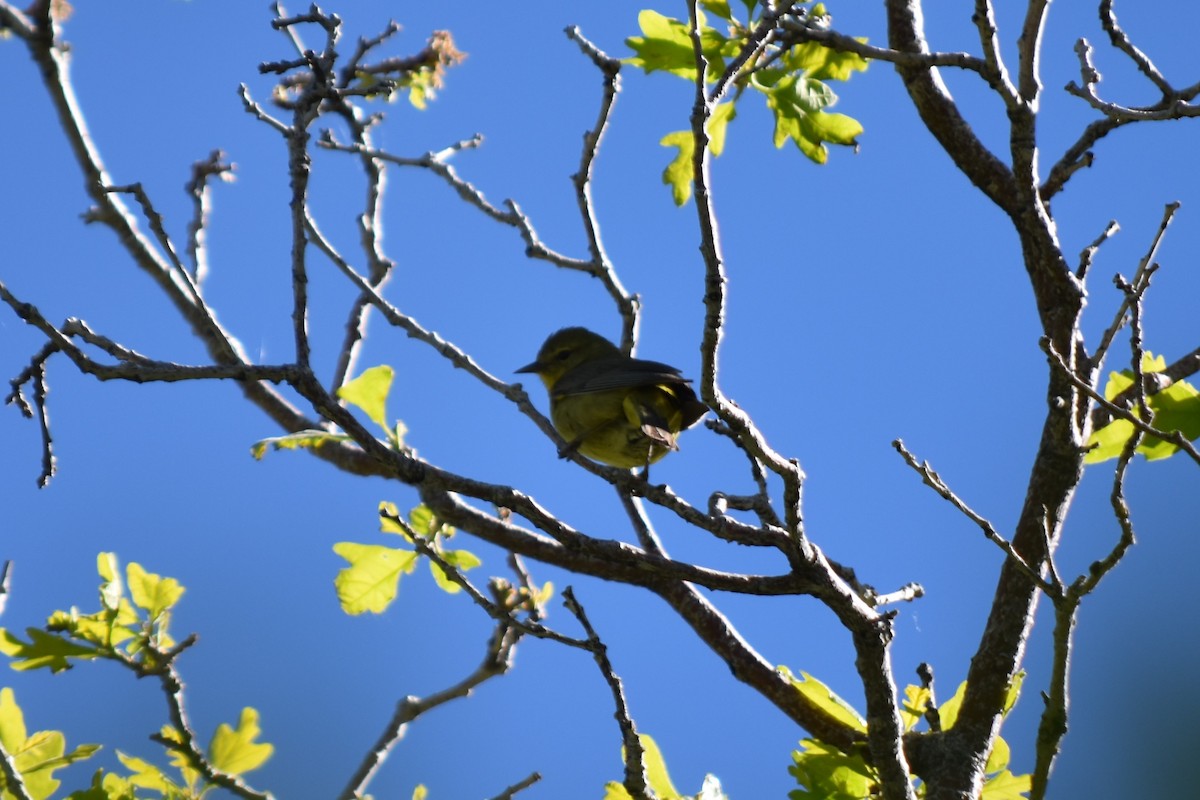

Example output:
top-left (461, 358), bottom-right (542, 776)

top-left (684, 1), bottom-right (809, 544)
top-left (892, 439), bottom-right (1053, 592)
top-left (1065, 6), bottom-right (1200, 129)
top-left (1098, 0), bottom-right (1171, 96)
top-left (338, 623), bottom-right (522, 800)
top-left (778, 16), bottom-right (990, 75)
top-left (562, 26), bottom-right (640, 349)
top-left (1099, 203), bottom-right (1180, 381)
top-left (185, 150), bottom-right (236, 287)
top-left (1075, 219), bottom-right (1119, 281)
top-left (0, 1), bottom-right (35, 39)
top-left (563, 587), bottom-right (650, 800)
top-left (1016, 0), bottom-right (1050, 103)
top-left (0, 561), bottom-right (10, 619)
top-left (101, 182), bottom-right (203, 308)
top-left (972, 0), bottom-right (1018, 106)
top-left (485, 772), bottom-right (543, 800)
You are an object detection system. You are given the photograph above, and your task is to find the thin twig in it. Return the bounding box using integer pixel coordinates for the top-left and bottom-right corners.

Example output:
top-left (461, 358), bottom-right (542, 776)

top-left (562, 587), bottom-right (650, 800)
top-left (892, 439), bottom-right (1052, 592)
top-left (972, 0), bottom-right (1018, 106)
top-left (338, 624), bottom-right (522, 800)
top-left (102, 183), bottom-right (205, 310)
top-left (485, 772), bottom-right (543, 800)
top-left (1075, 219), bottom-right (1119, 281)
top-left (685, 0), bottom-right (809, 545)
top-left (563, 26), bottom-right (639, 348)
top-left (1091, 202), bottom-right (1178, 372)
top-left (185, 150), bottom-right (235, 286)
top-left (381, 509), bottom-right (590, 649)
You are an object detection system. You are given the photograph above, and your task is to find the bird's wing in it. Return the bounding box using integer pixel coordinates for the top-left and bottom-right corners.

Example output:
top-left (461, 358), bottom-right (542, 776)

top-left (552, 357), bottom-right (690, 396)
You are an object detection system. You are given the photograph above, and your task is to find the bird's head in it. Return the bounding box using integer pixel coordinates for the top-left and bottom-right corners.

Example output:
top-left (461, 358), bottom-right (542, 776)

top-left (515, 327), bottom-right (620, 390)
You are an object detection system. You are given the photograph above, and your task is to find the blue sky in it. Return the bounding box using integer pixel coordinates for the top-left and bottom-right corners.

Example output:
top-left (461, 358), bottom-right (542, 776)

top-left (2, 1), bottom-right (1198, 797)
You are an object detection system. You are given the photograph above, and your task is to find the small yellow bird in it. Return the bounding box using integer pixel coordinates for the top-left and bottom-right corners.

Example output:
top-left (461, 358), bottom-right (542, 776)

top-left (516, 327), bottom-right (708, 469)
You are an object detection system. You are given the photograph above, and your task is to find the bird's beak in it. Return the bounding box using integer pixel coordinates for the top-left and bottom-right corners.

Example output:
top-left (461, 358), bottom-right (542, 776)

top-left (514, 359), bottom-right (542, 375)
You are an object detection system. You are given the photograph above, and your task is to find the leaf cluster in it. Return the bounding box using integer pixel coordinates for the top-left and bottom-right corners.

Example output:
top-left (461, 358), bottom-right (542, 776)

top-left (782, 669), bottom-right (1031, 800)
top-left (625, 2), bottom-right (867, 204)
top-left (1086, 352), bottom-right (1200, 463)
top-left (0, 556), bottom-right (272, 799)
top-left (333, 502), bottom-right (484, 615)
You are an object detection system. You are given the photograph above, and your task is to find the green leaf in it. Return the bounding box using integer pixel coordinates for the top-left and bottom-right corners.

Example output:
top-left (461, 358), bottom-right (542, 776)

top-left (1136, 378), bottom-right (1200, 459)
top-left (1086, 353), bottom-right (1200, 462)
top-left (97, 553), bottom-right (123, 612)
top-left (784, 39), bottom-right (870, 82)
top-left (936, 674), bottom-right (1022, 734)
top-left (116, 751), bottom-right (184, 794)
top-left (788, 738), bottom-right (874, 800)
top-left (898, 684), bottom-right (932, 732)
top-left (762, 73), bottom-right (862, 163)
top-left (407, 504), bottom-right (439, 537)
top-left (65, 769), bottom-right (140, 800)
top-left (0, 627), bottom-right (102, 672)
top-left (700, 0), bottom-right (733, 22)
top-left (660, 130), bottom-right (695, 206)
top-left (986, 735), bottom-right (1011, 774)
top-left (625, 10), bottom-right (700, 80)
top-left (337, 365), bottom-right (395, 430)
top-left (779, 667), bottom-right (867, 732)
top-left (0, 689), bottom-right (101, 800)
top-left (208, 707), bottom-right (273, 776)
top-left (0, 686), bottom-right (27, 752)
top-left (428, 549), bottom-right (482, 595)
top-left (938, 681), bottom-right (966, 730)
top-left (126, 562), bottom-right (184, 621)
top-left (707, 102), bottom-right (737, 157)
top-left (250, 429), bottom-right (354, 460)
top-left (982, 768), bottom-right (1032, 800)
top-left (1001, 672), bottom-right (1023, 717)
top-left (47, 603), bottom-right (139, 651)
top-left (637, 735), bottom-right (680, 799)
top-left (333, 543), bottom-right (418, 615)
top-left (602, 781), bottom-right (632, 800)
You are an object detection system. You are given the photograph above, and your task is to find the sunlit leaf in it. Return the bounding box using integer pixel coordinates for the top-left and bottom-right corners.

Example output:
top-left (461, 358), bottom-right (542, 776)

top-left (333, 543), bottom-right (418, 615)
top-left (660, 130), bottom-right (695, 206)
top-left (250, 429), bottom-right (354, 460)
top-left (626, 10), bottom-right (700, 80)
top-left (982, 768), bottom-right (1032, 800)
top-left (0, 627), bottom-right (102, 672)
top-left (337, 365), bottom-right (395, 429)
top-left (788, 738), bottom-right (874, 799)
top-left (899, 684), bottom-right (932, 731)
top-left (779, 667), bottom-right (867, 732)
top-left (208, 707), bottom-right (273, 775)
top-left (126, 562), bottom-right (184, 621)
top-left (707, 102), bottom-right (737, 157)
top-left (117, 751), bottom-right (184, 794)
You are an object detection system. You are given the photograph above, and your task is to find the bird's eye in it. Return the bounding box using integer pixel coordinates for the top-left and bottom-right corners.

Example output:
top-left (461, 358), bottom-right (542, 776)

top-left (554, 349), bottom-right (572, 362)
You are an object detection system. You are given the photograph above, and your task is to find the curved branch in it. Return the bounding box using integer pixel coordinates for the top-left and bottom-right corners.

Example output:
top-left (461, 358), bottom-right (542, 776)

top-left (884, 0), bottom-right (1019, 215)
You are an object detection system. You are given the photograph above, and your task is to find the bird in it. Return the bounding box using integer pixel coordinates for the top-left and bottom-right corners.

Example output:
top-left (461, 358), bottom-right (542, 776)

top-left (516, 327), bottom-right (708, 469)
